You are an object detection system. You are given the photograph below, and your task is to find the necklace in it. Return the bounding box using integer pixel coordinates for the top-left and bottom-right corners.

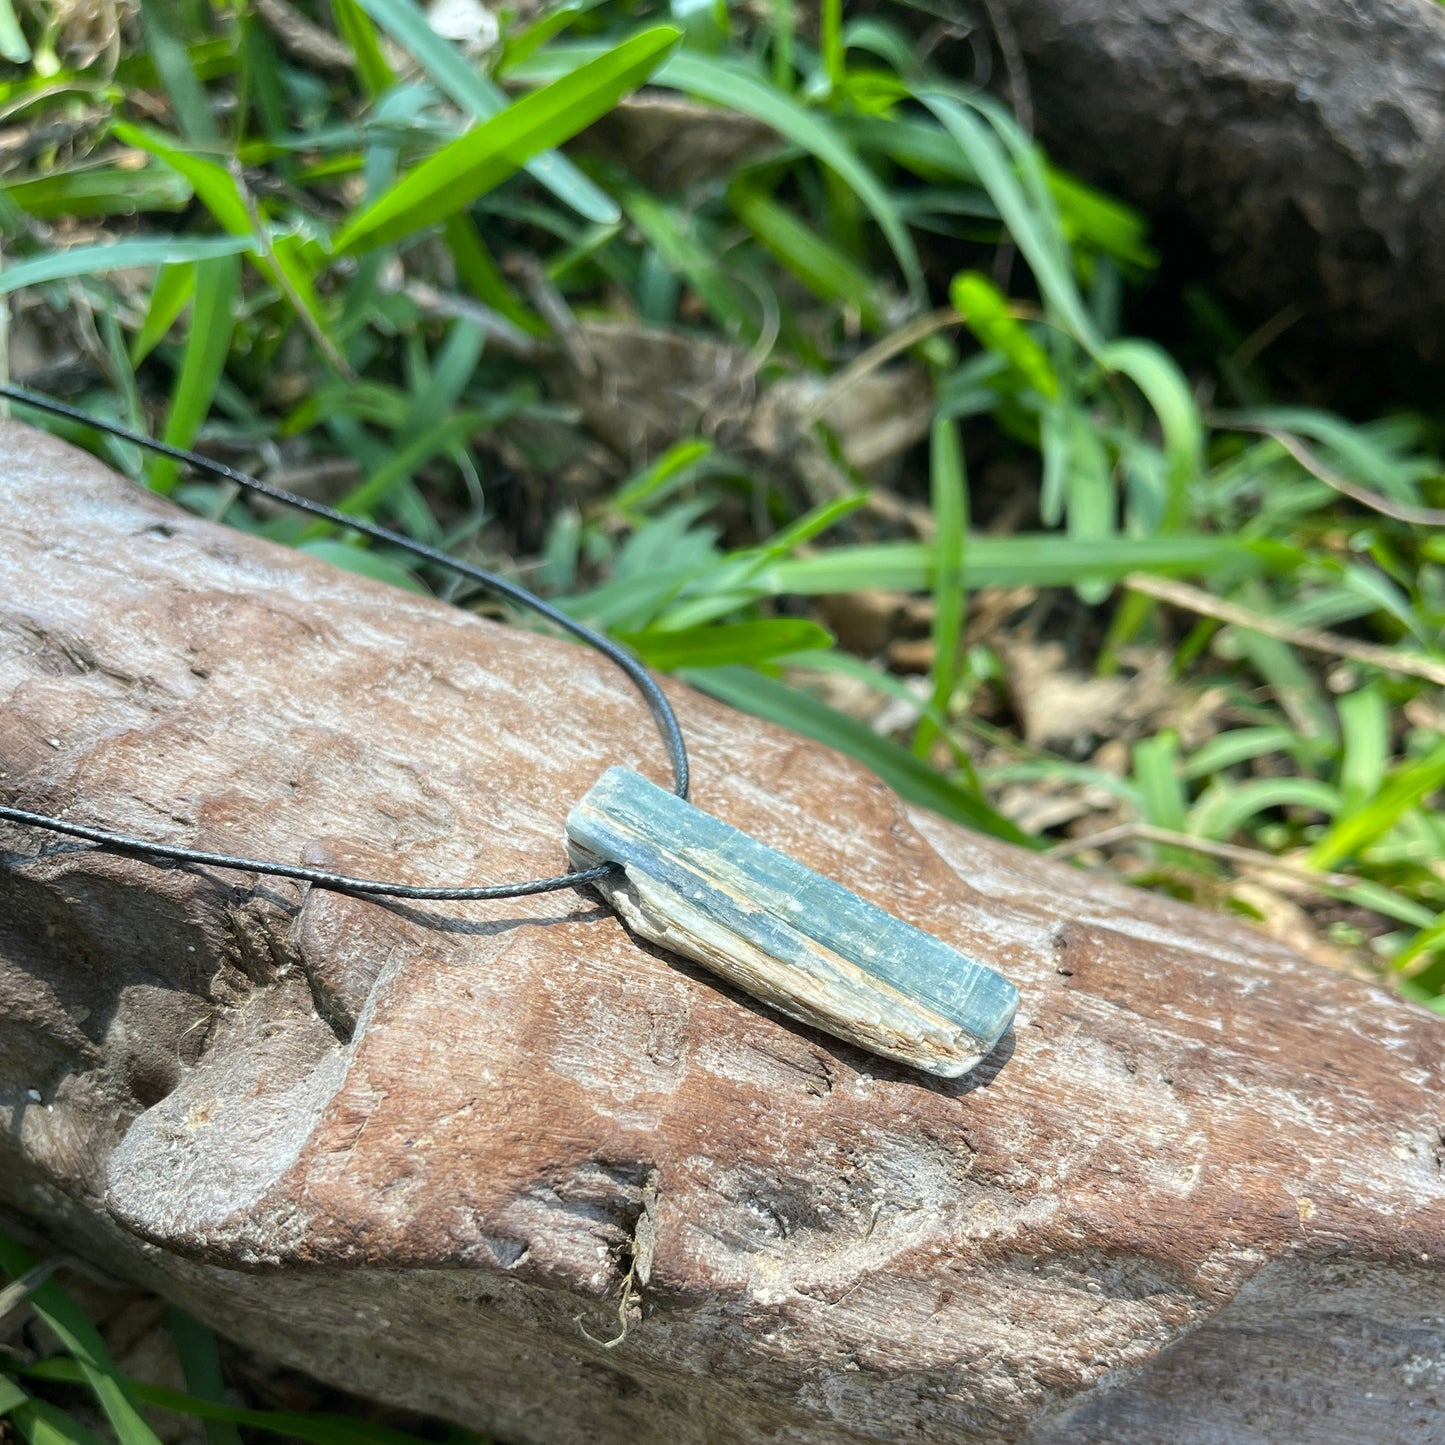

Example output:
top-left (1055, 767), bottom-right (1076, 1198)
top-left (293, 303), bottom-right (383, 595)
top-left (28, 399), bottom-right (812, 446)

top-left (0, 385), bottom-right (1018, 1078)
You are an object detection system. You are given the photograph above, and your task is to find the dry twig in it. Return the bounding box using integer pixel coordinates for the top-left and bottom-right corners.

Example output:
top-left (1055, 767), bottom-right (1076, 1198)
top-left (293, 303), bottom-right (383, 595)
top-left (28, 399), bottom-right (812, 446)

top-left (1125, 573), bottom-right (1445, 687)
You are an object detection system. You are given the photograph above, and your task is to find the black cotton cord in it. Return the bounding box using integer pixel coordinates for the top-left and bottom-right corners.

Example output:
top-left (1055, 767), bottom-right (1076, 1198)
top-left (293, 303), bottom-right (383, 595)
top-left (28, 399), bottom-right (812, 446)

top-left (0, 383), bottom-right (690, 901)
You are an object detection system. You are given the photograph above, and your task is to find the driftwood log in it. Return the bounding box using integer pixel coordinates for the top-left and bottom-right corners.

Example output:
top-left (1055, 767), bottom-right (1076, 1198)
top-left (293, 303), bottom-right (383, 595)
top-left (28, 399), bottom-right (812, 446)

top-left (1, 419), bottom-right (1443, 1443)
top-left (947, 0), bottom-right (1445, 374)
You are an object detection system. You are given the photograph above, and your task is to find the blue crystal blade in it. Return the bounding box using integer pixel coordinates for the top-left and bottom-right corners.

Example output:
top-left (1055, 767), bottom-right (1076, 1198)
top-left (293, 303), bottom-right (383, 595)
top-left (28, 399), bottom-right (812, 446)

top-left (566, 767), bottom-right (1018, 1069)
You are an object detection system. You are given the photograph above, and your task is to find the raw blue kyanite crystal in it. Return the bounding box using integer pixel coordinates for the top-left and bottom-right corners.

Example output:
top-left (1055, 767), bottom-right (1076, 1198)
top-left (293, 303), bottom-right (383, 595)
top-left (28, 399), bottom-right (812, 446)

top-left (565, 767), bottom-right (1018, 1077)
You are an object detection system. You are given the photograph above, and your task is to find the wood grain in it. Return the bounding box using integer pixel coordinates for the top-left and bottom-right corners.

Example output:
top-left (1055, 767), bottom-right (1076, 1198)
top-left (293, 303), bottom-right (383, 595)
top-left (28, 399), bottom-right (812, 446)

top-left (1, 420), bottom-right (1441, 1443)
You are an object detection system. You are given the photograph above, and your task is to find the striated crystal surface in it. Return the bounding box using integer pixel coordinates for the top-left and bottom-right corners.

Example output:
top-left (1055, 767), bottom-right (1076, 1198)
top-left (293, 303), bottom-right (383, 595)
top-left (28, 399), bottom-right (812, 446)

top-left (566, 767), bottom-right (1018, 1077)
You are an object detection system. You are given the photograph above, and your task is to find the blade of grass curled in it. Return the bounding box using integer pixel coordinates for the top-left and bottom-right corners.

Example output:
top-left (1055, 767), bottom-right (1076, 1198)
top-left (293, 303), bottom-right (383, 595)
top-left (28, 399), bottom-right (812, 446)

top-left (1181, 725), bottom-right (1306, 779)
top-left (334, 27), bottom-right (681, 251)
top-left (1099, 338), bottom-right (1202, 532)
top-left (1187, 777), bottom-right (1342, 841)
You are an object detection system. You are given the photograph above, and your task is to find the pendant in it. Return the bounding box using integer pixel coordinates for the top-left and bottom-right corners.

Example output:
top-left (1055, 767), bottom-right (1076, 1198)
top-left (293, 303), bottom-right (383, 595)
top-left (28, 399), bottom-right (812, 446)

top-left (566, 768), bottom-right (1018, 1078)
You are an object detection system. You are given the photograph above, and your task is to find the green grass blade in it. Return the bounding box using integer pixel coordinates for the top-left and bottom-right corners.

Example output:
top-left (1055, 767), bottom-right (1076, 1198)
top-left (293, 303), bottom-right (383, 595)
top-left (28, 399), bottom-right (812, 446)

top-left (563, 566), bottom-right (701, 630)
top-left (351, 0), bottom-right (620, 222)
top-left (151, 250), bottom-right (240, 494)
top-left (618, 186), bottom-right (756, 335)
top-left (130, 261), bottom-right (198, 365)
top-left (420, 318), bottom-right (487, 411)
top-left (4, 166), bottom-right (193, 219)
top-left (1061, 406), bottom-right (1115, 604)
top-left (1099, 338), bottom-right (1203, 531)
top-left (298, 541), bottom-right (429, 592)
top-left (0, 236), bottom-right (252, 296)
top-left (1189, 777), bottom-right (1342, 842)
top-left (0, 1235), bottom-right (163, 1445)
top-left (918, 91), bottom-right (1098, 351)
top-left (168, 1312), bottom-right (243, 1445)
top-left (20, 1362), bottom-right (458, 1445)
top-left (1132, 731), bottom-right (1192, 863)
top-left (443, 215), bottom-right (548, 335)
top-left (1223, 406), bottom-right (1433, 502)
top-left (616, 619), bottom-right (832, 669)
top-left (335, 27), bottom-right (680, 251)
top-left (1225, 607), bottom-right (1337, 743)
top-left (0, 0), bottom-right (30, 62)
top-left (756, 493), bottom-right (868, 554)
top-left (914, 415), bottom-right (966, 758)
top-left (326, 408), bottom-right (494, 517)
top-left (496, 2), bottom-right (585, 74)
top-left (1336, 682), bottom-right (1389, 818)
top-left (820, 0), bottom-right (844, 89)
top-left (111, 123), bottom-right (248, 230)
top-left (330, 0), bottom-right (396, 96)
top-left (0, 1374), bottom-right (30, 1415)
top-left (1181, 725), bottom-right (1302, 779)
top-left (949, 271), bottom-right (1057, 398)
top-left (684, 664), bottom-right (1039, 846)
top-left (138, 0), bottom-right (218, 141)
top-left (10, 1397), bottom-right (111, 1445)
top-left (1393, 915), bottom-right (1445, 975)
top-left (1308, 737), bottom-right (1445, 870)
top-left (769, 0), bottom-right (793, 90)
top-left (667, 51), bottom-right (924, 301)
top-left (762, 534), bottom-right (1290, 595)
top-left (112, 122), bottom-right (334, 351)
top-left (612, 440), bottom-right (714, 517)
top-left (1043, 163), bottom-right (1156, 270)
top-left (729, 178), bottom-right (884, 326)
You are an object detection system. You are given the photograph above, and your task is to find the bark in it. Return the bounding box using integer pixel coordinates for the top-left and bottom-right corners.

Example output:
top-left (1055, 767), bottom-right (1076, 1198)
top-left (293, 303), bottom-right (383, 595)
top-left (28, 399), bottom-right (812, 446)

top-left (1, 419), bottom-right (1443, 1443)
top-left (964, 0), bottom-right (1445, 371)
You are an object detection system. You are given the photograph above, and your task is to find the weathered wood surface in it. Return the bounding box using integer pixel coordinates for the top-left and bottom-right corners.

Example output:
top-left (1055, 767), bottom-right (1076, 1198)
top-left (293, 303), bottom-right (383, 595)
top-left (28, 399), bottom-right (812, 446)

top-left (947, 0), bottom-right (1445, 377)
top-left (1, 419), bottom-right (1442, 1444)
